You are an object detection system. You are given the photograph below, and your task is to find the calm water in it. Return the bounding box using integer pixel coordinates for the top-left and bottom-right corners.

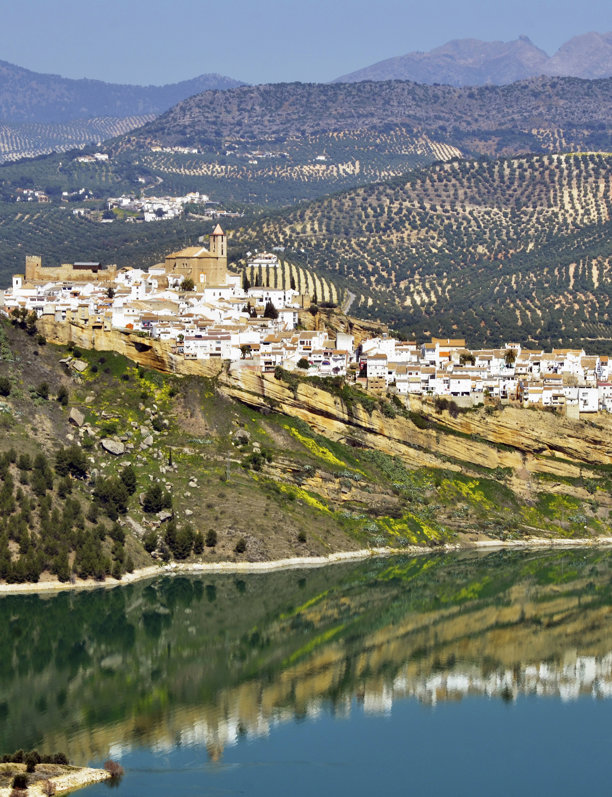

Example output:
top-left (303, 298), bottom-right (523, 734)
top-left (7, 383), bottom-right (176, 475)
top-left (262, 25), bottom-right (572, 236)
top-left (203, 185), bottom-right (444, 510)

top-left (2, 549), bottom-right (612, 795)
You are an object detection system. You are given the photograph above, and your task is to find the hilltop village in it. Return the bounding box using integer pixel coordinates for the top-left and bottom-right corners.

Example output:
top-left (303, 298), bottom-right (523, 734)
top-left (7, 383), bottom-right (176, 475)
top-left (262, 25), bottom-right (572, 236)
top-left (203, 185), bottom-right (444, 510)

top-left (2, 227), bottom-right (611, 415)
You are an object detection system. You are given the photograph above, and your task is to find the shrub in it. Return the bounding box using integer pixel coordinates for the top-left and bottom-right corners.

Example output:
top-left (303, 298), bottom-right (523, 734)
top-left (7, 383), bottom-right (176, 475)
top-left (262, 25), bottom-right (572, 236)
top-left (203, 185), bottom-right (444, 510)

top-left (151, 416), bottom-right (165, 432)
top-left (234, 537), bottom-right (246, 554)
top-left (12, 775), bottom-right (28, 790)
top-left (297, 530), bottom-right (307, 543)
top-left (25, 750), bottom-right (40, 772)
top-left (205, 529), bottom-right (217, 547)
top-left (103, 761), bottom-right (124, 779)
top-left (99, 420), bottom-right (118, 437)
top-left (0, 377), bottom-right (11, 397)
top-left (56, 386), bottom-right (69, 406)
top-left (36, 382), bottom-right (49, 400)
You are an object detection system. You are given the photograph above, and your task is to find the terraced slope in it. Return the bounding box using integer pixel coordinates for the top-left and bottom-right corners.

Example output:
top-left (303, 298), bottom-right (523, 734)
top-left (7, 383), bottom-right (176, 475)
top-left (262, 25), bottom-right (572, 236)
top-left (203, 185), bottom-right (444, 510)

top-left (136, 128), bottom-right (461, 205)
top-left (230, 152), bottom-right (612, 350)
top-left (0, 115), bottom-right (156, 163)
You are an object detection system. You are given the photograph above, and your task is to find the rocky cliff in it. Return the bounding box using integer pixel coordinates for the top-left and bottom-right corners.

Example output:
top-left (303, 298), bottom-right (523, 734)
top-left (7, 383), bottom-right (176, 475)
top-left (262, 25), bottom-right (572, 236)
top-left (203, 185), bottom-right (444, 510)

top-left (219, 366), bottom-right (612, 503)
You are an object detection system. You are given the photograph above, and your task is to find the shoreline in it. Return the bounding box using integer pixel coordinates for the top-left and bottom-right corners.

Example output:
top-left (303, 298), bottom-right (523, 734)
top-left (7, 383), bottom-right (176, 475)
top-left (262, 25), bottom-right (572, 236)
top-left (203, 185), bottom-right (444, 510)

top-left (1, 536), bottom-right (612, 596)
top-left (0, 766), bottom-right (110, 797)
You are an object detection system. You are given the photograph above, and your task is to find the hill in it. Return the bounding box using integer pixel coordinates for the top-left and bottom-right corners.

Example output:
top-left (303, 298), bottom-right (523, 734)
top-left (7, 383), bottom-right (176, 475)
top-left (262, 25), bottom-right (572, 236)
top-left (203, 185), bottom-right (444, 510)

top-left (228, 152), bottom-right (612, 350)
top-left (334, 32), bottom-right (612, 85)
top-left (1, 76), bottom-right (611, 213)
top-left (0, 59), bottom-right (244, 123)
top-left (0, 315), bottom-right (611, 586)
top-left (0, 115), bottom-right (156, 163)
top-left (118, 77), bottom-right (612, 160)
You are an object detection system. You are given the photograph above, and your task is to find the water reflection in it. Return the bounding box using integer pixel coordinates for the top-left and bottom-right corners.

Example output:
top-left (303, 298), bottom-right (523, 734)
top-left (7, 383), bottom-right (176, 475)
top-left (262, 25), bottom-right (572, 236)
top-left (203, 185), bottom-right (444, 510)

top-left (1, 549), bottom-right (611, 763)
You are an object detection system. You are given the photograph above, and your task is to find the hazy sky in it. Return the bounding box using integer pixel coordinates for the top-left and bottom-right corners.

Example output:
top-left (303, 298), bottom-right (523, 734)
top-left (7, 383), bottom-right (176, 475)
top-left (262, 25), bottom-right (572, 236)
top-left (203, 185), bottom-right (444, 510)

top-left (2, 0), bottom-right (610, 85)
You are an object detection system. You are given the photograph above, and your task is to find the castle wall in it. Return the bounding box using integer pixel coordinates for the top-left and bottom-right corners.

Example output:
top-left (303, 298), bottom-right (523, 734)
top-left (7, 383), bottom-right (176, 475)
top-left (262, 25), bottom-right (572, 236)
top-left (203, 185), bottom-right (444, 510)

top-left (24, 256), bottom-right (116, 283)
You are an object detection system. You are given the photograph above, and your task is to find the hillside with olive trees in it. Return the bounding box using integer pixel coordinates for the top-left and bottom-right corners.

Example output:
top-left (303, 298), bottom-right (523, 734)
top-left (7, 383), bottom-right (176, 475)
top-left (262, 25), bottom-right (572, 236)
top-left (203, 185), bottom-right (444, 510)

top-left (118, 77), bottom-right (612, 159)
top-left (228, 152), bottom-right (612, 350)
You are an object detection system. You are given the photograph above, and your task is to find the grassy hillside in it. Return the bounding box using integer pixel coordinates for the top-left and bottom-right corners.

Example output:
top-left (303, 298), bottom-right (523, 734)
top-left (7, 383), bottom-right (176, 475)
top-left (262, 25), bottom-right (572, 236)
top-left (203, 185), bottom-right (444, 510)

top-left (230, 152), bottom-right (612, 350)
top-left (0, 319), bottom-right (611, 585)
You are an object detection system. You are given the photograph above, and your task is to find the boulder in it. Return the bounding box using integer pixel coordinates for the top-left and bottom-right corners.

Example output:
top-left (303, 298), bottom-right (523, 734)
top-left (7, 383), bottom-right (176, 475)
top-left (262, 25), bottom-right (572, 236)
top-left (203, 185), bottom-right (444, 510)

top-left (69, 407), bottom-right (85, 427)
top-left (140, 435), bottom-right (153, 451)
top-left (101, 438), bottom-right (125, 456)
top-left (71, 359), bottom-right (88, 373)
top-left (233, 429), bottom-right (250, 445)
top-left (156, 510), bottom-right (173, 522)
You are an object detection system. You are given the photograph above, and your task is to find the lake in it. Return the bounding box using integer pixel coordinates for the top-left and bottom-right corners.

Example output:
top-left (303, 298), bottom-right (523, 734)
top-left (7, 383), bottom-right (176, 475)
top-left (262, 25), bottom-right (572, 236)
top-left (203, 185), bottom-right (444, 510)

top-left (2, 548), bottom-right (612, 795)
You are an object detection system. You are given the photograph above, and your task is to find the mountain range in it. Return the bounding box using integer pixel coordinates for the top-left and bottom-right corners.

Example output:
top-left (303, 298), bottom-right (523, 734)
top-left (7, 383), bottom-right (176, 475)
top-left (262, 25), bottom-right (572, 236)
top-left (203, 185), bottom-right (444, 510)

top-left (334, 32), bottom-right (612, 86)
top-left (0, 60), bottom-right (244, 123)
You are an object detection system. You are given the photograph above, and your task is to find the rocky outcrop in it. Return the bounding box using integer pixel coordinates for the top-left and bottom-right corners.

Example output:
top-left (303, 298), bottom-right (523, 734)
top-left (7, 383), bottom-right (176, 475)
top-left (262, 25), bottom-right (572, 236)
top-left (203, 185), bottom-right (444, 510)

top-left (38, 318), bottom-right (223, 378)
top-left (218, 367), bottom-right (612, 493)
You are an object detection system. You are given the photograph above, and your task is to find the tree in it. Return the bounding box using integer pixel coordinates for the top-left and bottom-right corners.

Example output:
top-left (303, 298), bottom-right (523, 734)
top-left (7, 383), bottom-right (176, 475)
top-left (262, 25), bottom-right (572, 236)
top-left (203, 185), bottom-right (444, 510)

top-left (93, 477), bottom-right (128, 518)
top-left (119, 465), bottom-right (137, 495)
top-left (55, 446), bottom-right (88, 479)
top-left (263, 300), bottom-right (278, 319)
top-left (242, 270), bottom-right (251, 291)
top-left (182, 277), bottom-right (195, 292)
top-left (193, 531), bottom-right (204, 554)
top-left (142, 484), bottom-right (171, 514)
top-left (240, 344), bottom-right (252, 359)
top-left (297, 357), bottom-right (310, 369)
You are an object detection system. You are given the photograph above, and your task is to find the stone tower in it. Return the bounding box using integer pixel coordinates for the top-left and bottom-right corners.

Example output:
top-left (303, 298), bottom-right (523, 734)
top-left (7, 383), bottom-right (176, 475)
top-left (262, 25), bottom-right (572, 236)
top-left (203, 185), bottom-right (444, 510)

top-left (25, 255), bottom-right (42, 281)
top-left (209, 224), bottom-right (227, 259)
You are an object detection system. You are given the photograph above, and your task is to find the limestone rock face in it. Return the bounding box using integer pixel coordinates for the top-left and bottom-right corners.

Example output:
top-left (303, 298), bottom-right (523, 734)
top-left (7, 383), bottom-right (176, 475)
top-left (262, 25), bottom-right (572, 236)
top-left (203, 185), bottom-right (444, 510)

top-left (218, 368), bottom-right (612, 496)
top-left (101, 438), bottom-right (125, 456)
top-left (38, 317), bottom-right (223, 378)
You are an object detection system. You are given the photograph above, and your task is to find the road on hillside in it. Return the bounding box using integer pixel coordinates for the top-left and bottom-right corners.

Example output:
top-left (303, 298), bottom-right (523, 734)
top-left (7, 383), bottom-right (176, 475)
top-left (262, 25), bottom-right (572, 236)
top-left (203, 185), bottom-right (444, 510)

top-left (342, 290), bottom-right (356, 314)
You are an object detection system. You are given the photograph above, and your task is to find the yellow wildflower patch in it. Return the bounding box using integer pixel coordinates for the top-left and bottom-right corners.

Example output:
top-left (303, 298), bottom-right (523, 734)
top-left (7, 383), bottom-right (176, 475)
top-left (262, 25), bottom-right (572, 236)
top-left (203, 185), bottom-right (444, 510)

top-left (288, 427), bottom-right (346, 467)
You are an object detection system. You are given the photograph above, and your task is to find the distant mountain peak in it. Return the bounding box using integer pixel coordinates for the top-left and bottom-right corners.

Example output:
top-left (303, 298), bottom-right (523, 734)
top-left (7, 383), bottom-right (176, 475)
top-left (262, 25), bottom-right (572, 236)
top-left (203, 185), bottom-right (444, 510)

top-left (334, 32), bottom-right (612, 86)
top-left (0, 59), bottom-right (246, 124)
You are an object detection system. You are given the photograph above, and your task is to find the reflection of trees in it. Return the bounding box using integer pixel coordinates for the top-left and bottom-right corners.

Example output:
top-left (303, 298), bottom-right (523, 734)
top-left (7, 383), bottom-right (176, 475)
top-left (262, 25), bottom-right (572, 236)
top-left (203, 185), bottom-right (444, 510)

top-left (1, 550), bottom-right (612, 760)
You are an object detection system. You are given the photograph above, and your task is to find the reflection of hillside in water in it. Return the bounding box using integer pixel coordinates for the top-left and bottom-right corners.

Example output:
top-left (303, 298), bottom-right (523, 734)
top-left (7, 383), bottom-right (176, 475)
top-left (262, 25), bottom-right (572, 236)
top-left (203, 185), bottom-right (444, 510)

top-left (1, 550), bottom-right (612, 762)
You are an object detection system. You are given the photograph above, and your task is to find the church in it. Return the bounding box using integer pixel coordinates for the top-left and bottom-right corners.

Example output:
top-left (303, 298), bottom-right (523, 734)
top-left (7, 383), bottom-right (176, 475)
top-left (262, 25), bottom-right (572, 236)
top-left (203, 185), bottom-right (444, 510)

top-left (162, 224), bottom-right (227, 287)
